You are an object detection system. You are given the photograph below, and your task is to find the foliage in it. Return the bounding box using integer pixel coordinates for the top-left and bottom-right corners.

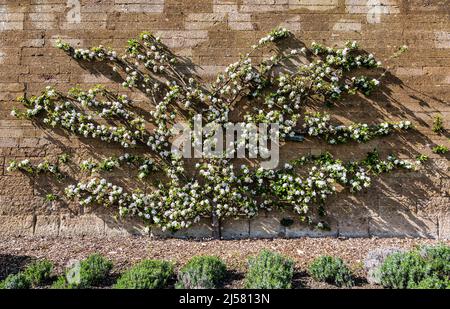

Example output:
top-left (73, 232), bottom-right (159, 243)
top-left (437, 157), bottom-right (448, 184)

top-left (78, 254), bottom-right (113, 287)
top-left (244, 250), bottom-right (294, 289)
top-left (420, 244), bottom-right (450, 278)
top-left (0, 259), bottom-right (54, 289)
top-left (58, 153), bottom-right (70, 163)
top-left (432, 114), bottom-right (444, 133)
top-left (62, 254), bottom-right (113, 288)
top-left (432, 145), bottom-right (448, 154)
top-left (412, 275), bottom-right (450, 289)
top-left (45, 193), bottom-right (58, 202)
top-left (24, 259), bottom-right (54, 286)
top-left (379, 251), bottom-right (428, 289)
top-left (378, 244), bottom-right (450, 289)
top-left (308, 255), bottom-right (354, 287)
top-left (50, 275), bottom-right (77, 289)
top-left (176, 256), bottom-right (227, 289)
top-left (114, 260), bottom-right (174, 289)
top-left (415, 154), bottom-right (429, 163)
top-left (0, 273), bottom-right (31, 289)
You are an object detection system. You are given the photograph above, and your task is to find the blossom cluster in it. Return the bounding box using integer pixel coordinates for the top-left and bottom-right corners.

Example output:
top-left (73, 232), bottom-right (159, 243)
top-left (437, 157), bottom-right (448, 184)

top-left (65, 177), bottom-right (206, 231)
top-left (303, 112), bottom-right (412, 144)
top-left (80, 153), bottom-right (159, 179)
top-left (63, 150), bottom-right (416, 231)
top-left (13, 87), bottom-right (141, 148)
top-left (7, 159), bottom-right (64, 180)
top-left (56, 39), bottom-right (117, 62)
top-left (241, 39), bottom-right (387, 135)
top-left (68, 86), bottom-right (145, 131)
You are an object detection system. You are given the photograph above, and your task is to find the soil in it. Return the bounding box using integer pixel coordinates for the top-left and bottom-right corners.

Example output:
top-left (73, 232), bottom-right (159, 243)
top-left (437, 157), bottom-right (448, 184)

top-left (0, 236), bottom-right (447, 289)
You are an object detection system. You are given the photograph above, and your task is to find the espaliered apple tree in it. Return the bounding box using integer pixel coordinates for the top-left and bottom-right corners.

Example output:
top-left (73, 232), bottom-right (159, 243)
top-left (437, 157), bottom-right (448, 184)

top-left (9, 28), bottom-right (417, 235)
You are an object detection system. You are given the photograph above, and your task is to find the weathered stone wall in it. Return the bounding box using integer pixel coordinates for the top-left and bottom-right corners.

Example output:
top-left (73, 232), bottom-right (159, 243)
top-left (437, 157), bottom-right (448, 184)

top-left (0, 0), bottom-right (449, 239)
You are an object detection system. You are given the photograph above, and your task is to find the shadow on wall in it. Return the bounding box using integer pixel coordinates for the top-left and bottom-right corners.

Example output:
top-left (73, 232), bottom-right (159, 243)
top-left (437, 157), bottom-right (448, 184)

top-left (20, 32), bottom-right (450, 240)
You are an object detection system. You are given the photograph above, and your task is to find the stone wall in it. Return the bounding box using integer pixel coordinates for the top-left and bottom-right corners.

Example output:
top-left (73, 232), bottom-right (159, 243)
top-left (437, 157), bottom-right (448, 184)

top-left (0, 0), bottom-right (449, 239)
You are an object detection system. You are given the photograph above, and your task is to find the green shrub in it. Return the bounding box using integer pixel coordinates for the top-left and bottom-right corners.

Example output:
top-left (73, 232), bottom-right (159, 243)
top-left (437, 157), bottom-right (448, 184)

top-left (308, 256), bottom-right (354, 287)
top-left (379, 245), bottom-right (450, 289)
top-left (0, 259), bottom-right (54, 289)
top-left (114, 260), bottom-right (174, 289)
top-left (176, 256), bottom-right (227, 289)
top-left (0, 273), bottom-right (31, 289)
top-left (60, 254), bottom-right (113, 288)
top-left (51, 276), bottom-right (66, 289)
top-left (24, 259), bottom-right (53, 286)
top-left (50, 275), bottom-right (76, 289)
top-left (420, 244), bottom-right (450, 278)
top-left (51, 254), bottom-right (112, 289)
top-left (412, 275), bottom-right (450, 289)
top-left (244, 250), bottom-right (294, 289)
top-left (77, 254), bottom-right (113, 287)
top-left (379, 251), bottom-right (428, 289)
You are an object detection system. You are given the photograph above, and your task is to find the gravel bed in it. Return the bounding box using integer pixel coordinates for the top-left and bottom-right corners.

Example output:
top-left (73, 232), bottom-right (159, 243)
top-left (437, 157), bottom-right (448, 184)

top-left (0, 236), bottom-right (447, 288)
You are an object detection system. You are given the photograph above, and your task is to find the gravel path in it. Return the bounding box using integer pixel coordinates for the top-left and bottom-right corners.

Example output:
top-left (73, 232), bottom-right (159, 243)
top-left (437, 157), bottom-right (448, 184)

top-left (1, 236), bottom-right (447, 288)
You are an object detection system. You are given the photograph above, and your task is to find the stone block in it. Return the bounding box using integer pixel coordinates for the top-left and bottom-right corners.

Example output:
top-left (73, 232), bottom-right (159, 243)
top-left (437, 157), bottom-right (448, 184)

top-left (34, 215), bottom-right (60, 237)
top-left (338, 217), bottom-right (369, 237)
top-left (285, 219), bottom-right (338, 238)
top-left (59, 214), bottom-right (105, 237)
top-left (435, 31), bottom-right (450, 49)
top-left (369, 205), bottom-right (438, 238)
top-left (241, 0), bottom-right (288, 12)
top-left (114, 1), bottom-right (165, 13)
top-left (104, 216), bottom-right (149, 236)
top-left (151, 218), bottom-right (214, 239)
top-left (185, 13), bottom-right (226, 30)
top-left (438, 212), bottom-right (450, 240)
top-left (332, 20), bottom-right (362, 32)
top-left (0, 195), bottom-right (41, 215)
top-left (249, 213), bottom-right (285, 238)
top-left (0, 215), bottom-right (34, 236)
top-left (221, 218), bottom-right (250, 239)
top-left (327, 195), bottom-right (373, 237)
top-left (289, 0), bottom-right (338, 11)
top-left (0, 176), bottom-right (34, 196)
